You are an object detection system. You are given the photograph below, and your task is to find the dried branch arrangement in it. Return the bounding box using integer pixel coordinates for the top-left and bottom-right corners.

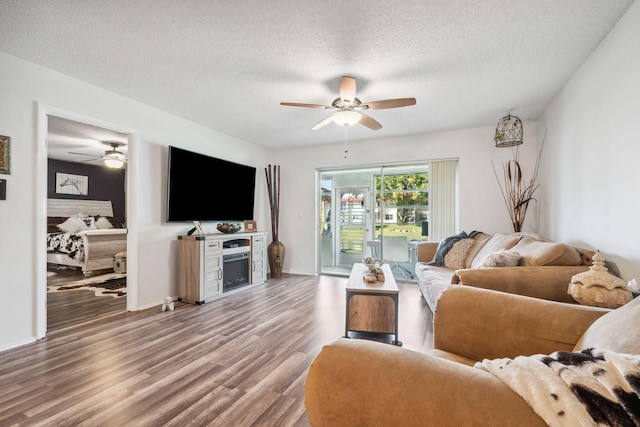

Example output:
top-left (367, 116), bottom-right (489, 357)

top-left (492, 140), bottom-right (544, 233)
top-left (265, 164), bottom-right (281, 242)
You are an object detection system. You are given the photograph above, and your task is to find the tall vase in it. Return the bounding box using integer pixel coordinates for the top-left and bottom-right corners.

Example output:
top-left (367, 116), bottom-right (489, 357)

top-left (268, 241), bottom-right (285, 278)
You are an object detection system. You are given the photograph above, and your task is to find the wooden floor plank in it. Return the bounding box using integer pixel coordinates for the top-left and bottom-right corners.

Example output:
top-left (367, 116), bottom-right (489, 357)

top-left (2, 273), bottom-right (432, 425)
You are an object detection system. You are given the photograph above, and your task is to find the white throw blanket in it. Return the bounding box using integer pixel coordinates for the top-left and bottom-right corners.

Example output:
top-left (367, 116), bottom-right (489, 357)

top-left (475, 348), bottom-right (640, 426)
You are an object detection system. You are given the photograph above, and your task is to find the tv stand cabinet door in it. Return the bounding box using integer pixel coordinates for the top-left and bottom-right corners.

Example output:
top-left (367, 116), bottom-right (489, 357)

top-left (203, 240), bottom-right (222, 299)
top-left (178, 238), bottom-right (222, 304)
top-left (251, 234), bottom-right (266, 285)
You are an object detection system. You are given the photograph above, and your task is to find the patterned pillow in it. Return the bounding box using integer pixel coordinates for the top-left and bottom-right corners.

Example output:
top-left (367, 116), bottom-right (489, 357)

top-left (57, 217), bottom-right (97, 233)
top-left (443, 238), bottom-right (475, 269)
top-left (430, 231), bottom-right (473, 266)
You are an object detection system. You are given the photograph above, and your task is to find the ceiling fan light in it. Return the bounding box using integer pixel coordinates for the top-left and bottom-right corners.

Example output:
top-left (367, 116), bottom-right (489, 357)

top-left (104, 157), bottom-right (124, 169)
top-left (105, 149), bottom-right (126, 159)
top-left (333, 111), bottom-right (362, 127)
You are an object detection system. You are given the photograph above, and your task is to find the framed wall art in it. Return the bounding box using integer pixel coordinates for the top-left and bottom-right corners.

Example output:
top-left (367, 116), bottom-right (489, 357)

top-left (0, 135), bottom-right (10, 175)
top-left (244, 220), bottom-right (257, 232)
top-left (56, 172), bottom-right (89, 195)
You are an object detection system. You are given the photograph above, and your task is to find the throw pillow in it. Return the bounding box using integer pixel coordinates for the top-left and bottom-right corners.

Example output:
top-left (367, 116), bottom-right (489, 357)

top-left (47, 216), bottom-right (68, 233)
top-left (95, 215), bottom-right (124, 229)
top-left (95, 216), bottom-right (114, 229)
top-left (510, 238), bottom-right (582, 266)
top-left (479, 249), bottom-right (521, 267)
top-left (57, 217), bottom-right (97, 233)
top-left (469, 234), bottom-right (522, 269)
top-left (429, 231), bottom-right (481, 266)
top-left (443, 238), bottom-right (475, 269)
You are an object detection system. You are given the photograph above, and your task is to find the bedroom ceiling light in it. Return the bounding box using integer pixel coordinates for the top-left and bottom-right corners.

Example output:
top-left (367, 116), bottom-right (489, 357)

top-left (104, 155), bottom-right (125, 169)
top-left (104, 158), bottom-right (124, 168)
top-left (103, 145), bottom-right (126, 168)
top-left (333, 110), bottom-right (362, 127)
top-left (494, 113), bottom-right (524, 147)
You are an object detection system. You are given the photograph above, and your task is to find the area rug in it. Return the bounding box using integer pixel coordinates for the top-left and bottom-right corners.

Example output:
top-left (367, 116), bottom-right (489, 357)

top-left (47, 273), bottom-right (127, 297)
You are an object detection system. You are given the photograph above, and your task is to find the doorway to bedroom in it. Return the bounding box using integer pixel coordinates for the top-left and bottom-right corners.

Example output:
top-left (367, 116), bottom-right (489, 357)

top-left (46, 115), bottom-right (129, 331)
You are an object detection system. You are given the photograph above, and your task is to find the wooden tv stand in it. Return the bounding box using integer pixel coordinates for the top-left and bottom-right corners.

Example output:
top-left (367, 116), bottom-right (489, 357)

top-left (177, 231), bottom-right (267, 304)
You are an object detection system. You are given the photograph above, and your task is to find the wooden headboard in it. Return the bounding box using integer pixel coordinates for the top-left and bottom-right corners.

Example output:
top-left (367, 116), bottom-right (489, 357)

top-left (47, 199), bottom-right (114, 217)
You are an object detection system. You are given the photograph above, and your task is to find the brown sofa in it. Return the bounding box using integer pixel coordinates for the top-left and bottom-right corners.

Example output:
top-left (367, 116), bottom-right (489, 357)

top-left (305, 285), bottom-right (640, 426)
top-left (414, 231), bottom-right (594, 310)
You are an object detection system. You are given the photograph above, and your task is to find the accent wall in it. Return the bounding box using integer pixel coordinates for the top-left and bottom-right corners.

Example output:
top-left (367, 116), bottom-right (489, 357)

top-left (48, 159), bottom-right (126, 221)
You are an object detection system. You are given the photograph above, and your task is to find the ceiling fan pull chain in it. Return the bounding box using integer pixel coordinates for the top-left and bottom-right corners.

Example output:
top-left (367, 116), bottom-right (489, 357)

top-left (344, 126), bottom-right (349, 159)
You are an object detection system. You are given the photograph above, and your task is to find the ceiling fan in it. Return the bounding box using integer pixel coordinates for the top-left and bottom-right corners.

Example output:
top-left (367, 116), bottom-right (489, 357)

top-left (281, 76), bottom-right (416, 131)
top-left (69, 142), bottom-right (127, 169)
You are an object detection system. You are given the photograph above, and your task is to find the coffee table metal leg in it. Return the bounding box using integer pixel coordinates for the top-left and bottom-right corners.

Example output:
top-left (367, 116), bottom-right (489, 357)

top-left (344, 291), bottom-right (351, 339)
top-left (392, 294), bottom-right (402, 346)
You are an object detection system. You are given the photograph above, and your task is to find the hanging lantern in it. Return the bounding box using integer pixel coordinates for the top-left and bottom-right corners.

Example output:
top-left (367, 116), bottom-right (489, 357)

top-left (494, 114), bottom-right (523, 147)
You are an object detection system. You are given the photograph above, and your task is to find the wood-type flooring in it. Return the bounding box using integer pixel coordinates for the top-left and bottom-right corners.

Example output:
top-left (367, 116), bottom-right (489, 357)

top-left (47, 268), bottom-right (127, 331)
top-left (3, 273), bottom-right (433, 426)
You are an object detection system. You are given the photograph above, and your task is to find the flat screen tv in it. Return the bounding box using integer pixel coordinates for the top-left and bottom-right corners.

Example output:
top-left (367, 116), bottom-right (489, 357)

top-left (166, 146), bottom-right (256, 222)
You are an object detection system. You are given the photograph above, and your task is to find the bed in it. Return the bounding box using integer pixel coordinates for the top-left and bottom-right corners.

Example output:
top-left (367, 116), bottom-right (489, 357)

top-left (47, 199), bottom-right (127, 275)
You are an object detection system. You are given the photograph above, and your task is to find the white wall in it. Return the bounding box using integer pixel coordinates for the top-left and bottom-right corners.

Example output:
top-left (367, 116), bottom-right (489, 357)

top-left (538, 1), bottom-right (640, 282)
top-left (274, 123), bottom-right (540, 275)
top-left (0, 49), bottom-right (547, 351)
top-left (0, 52), bottom-right (270, 351)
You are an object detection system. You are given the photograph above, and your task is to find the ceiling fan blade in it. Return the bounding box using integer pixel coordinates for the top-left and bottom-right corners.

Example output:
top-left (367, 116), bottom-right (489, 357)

top-left (339, 76), bottom-right (357, 103)
top-left (280, 102), bottom-right (330, 109)
top-left (361, 98), bottom-right (417, 110)
top-left (359, 113), bottom-right (382, 131)
top-left (312, 115), bottom-right (336, 130)
top-left (68, 151), bottom-right (101, 158)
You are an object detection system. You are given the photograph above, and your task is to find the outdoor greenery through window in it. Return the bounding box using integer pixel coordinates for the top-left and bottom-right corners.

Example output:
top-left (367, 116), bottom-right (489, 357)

top-left (375, 173), bottom-right (429, 240)
top-left (339, 192), bottom-right (366, 253)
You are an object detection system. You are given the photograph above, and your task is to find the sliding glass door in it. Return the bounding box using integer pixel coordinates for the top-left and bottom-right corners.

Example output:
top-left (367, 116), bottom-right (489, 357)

top-left (336, 187), bottom-right (369, 267)
top-left (375, 165), bottom-right (429, 280)
top-left (319, 161), bottom-right (448, 281)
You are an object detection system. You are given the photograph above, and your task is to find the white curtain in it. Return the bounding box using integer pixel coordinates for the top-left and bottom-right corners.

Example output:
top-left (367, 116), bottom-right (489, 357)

top-left (429, 160), bottom-right (458, 242)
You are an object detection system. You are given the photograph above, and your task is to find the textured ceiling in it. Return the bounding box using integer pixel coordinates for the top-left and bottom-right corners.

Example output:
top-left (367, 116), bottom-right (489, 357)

top-left (0, 0), bottom-right (634, 157)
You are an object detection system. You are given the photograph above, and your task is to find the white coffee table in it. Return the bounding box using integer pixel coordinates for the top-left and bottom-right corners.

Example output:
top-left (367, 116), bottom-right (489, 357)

top-left (345, 263), bottom-right (401, 346)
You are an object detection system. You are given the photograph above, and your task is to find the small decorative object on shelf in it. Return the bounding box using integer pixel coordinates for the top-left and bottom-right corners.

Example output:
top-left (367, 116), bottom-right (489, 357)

top-left (362, 268), bottom-right (385, 283)
top-left (362, 257), bottom-right (385, 283)
top-left (568, 251), bottom-right (632, 308)
top-left (244, 220), bottom-right (257, 232)
top-left (216, 222), bottom-right (242, 234)
top-left (363, 274), bottom-right (377, 283)
top-left (362, 257), bottom-right (384, 270)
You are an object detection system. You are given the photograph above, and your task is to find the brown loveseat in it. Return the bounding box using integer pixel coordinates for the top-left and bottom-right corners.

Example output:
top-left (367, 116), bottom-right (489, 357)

top-left (414, 231), bottom-right (594, 310)
top-left (305, 286), bottom-right (640, 426)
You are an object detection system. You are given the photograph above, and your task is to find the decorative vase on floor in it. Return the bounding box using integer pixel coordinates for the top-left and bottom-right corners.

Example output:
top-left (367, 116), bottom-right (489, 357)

top-left (268, 241), bottom-right (285, 278)
top-left (266, 164), bottom-right (285, 278)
